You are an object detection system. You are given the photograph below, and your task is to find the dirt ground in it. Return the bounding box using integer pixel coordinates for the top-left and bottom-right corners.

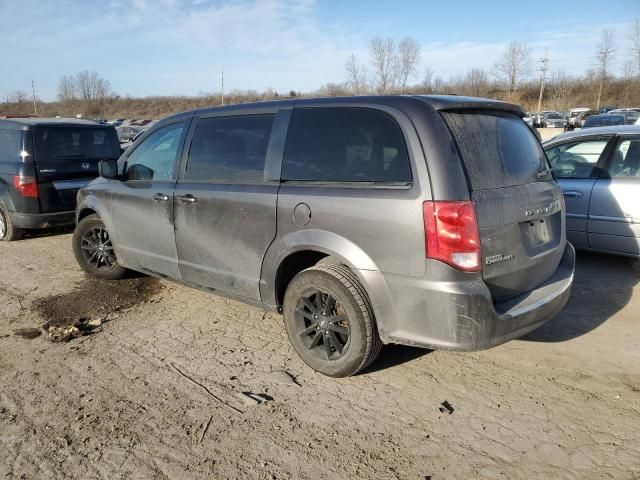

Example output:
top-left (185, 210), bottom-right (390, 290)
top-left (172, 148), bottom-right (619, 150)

top-left (1, 231), bottom-right (639, 480)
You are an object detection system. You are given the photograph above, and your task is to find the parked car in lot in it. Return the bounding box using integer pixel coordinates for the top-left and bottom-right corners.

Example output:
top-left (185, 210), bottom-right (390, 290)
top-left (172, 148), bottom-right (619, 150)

top-left (72, 95), bottom-right (574, 377)
top-left (116, 125), bottom-right (143, 143)
top-left (0, 118), bottom-right (121, 240)
top-left (574, 109), bottom-right (598, 128)
top-left (608, 109), bottom-right (640, 125)
top-left (539, 111), bottom-right (567, 128)
top-left (567, 107), bottom-right (591, 129)
top-left (544, 125), bottom-right (640, 257)
top-left (583, 114), bottom-right (625, 128)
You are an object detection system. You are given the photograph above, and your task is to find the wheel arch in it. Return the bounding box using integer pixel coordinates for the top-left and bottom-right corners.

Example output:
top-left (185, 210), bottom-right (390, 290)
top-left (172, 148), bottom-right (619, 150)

top-left (261, 229), bottom-right (384, 312)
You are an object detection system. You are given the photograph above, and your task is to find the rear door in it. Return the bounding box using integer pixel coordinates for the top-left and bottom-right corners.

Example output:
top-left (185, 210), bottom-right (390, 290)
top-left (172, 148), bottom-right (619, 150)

top-left (544, 136), bottom-right (614, 247)
top-left (441, 111), bottom-right (565, 302)
top-left (588, 135), bottom-right (640, 256)
top-left (33, 126), bottom-right (121, 212)
top-left (173, 111), bottom-right (280, 300)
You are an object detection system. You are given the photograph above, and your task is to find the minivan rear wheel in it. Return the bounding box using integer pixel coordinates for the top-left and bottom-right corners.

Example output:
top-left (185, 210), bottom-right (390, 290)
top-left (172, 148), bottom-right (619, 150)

top-left (72, 214), bottom-right (127, 280)
top-left (0, 203), bottom-right (23, 241)
top-left (283, 264), bottom-right (381, 377)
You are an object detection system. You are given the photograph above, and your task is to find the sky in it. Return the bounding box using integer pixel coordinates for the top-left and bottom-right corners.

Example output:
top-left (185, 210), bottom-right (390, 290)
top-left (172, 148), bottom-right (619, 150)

top-left (1, 0), bottom-right (638, 101)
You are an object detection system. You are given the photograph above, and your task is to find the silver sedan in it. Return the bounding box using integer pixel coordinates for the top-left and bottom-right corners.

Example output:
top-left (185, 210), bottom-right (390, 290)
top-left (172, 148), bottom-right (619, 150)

top-left (544, 125), bottom-right (640, 257)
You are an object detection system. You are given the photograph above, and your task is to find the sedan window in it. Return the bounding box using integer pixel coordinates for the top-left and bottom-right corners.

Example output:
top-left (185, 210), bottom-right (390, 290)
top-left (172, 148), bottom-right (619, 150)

top-left (608, 139), bottom-right (640, 177)
top-left (545, 139), bottom-right (609, 179)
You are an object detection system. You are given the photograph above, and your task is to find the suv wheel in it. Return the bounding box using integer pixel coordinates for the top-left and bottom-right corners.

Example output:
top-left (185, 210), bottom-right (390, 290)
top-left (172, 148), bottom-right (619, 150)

top-left (283, 264), bottom-right (381, 377)
top-left (0, 203), bottom-right (23, 241)
top-left (72, 214), bottom-right (127, 280)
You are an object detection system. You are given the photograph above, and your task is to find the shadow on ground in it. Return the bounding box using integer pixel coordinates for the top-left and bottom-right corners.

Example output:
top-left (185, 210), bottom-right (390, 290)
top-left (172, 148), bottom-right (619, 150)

top-left (363, 344), bottom-right (432, 374)
top-left (21, 225), bottom-right (74, 240)
top-left (524, 251), bottom-right (638, 342)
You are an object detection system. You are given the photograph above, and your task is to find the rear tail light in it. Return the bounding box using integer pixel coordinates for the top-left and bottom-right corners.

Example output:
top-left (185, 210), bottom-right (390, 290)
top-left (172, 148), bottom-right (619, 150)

top-left (13, 175), bottom-right (39, 198)
top-left (423, 200), bottom-right (481, 272)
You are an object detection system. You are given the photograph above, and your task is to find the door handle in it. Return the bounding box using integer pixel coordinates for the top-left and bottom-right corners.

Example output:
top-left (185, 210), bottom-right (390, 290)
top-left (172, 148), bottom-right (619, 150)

top-left (152, 193), bottom-right (170, 202)
top-left (563, 190), bottom-right (582, 198)
top-left (178, 194), bottom-right (197, 204)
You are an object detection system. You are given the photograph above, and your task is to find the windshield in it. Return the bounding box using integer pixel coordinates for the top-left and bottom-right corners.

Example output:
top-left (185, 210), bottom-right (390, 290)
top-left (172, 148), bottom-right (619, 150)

top-left (442, 110), bottom-right (550, 191)
top-left (546, 113), bottom-right (563, 119)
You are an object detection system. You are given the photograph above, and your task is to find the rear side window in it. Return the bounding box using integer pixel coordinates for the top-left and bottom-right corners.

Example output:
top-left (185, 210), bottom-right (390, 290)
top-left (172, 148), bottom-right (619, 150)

top-left (281, 107), bottom-right (411, 183)
top-left (185, 114), bottom-right (274, 183)
top-left (442, 111), bottom-right (547, 191)
top-left (608, 139), bottom-right (640, 177)
top-left (0, 129), bottom-right (28, 167)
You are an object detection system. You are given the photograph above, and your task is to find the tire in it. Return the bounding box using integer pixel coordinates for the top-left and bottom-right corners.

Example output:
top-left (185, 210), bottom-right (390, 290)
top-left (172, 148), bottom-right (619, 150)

top-left (633, 259), bottom-right (640, 277)
top-left (283, 264), bottom-right (382, 377)
top-left (72, 214), bottom-right (127, 280)
top-left (0, 203), bottom-right (23, 241)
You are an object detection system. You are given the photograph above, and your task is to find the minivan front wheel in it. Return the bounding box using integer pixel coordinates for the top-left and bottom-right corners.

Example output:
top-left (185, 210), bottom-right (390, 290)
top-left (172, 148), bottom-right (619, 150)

top-left (0, 203), bottom-right (23, 241)
top-left (72, 214), bottom-right (127, 280)
top-left (283, 264), bottom-right (381, 377)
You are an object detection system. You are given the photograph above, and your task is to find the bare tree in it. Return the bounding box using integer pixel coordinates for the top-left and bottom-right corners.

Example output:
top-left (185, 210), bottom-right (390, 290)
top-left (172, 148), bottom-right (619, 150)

top-left (56, 71), bottom-right (114, 117)
top-left (431, 76), bottom-right (445, 94)
top-left (345, 54), bottom-right (367, 95)
top-left (369, 36), bottom-right (397, 93)
top-left (547, 72), bottom-right (572, 111)
top-left (13, 90), bottom-right (28, 104)
top-left (396, 37), bottom-right (421, 94)
top-left (57, 75), bottom-right (77, 103)
top-left (493, 41), bottom-right (531, 101)
top-left (630, 19), bottom-right (640, 76)
top-left (421, 67), bottom-right (434, 93)
top-left (464, 68), bottom-right (489, 97)
top-left (594, 29), bottom-right (616, 110)
top-left (621, 61), bottom-right (634, 104)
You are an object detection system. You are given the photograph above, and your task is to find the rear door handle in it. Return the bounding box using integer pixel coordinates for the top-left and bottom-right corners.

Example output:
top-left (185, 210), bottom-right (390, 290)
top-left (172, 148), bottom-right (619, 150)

top-left (563, 190), bottom-right (582, 198)
top-left (152, 193), bottom-right (170, 202)
top-left (178, 194), bottom-right (197, 204)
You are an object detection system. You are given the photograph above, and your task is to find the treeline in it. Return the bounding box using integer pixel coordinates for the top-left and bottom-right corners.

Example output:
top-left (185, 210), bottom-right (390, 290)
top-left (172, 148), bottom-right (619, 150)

top-left (2, 75), bottom-right (638, 121)
top-left (2, 21), bottom-right (639, 120)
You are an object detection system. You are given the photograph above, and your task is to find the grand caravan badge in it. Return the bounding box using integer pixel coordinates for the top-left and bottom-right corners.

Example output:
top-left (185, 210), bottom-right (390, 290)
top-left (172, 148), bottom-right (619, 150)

top-left (485, 253), bottom-right (515, 265)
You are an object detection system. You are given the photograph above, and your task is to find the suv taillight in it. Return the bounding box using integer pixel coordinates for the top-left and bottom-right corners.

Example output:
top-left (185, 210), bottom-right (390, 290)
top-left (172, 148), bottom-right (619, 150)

top-left (13, 175), bottom-right (39, 198)
top-left (423, 201), bottom-right (481, 272)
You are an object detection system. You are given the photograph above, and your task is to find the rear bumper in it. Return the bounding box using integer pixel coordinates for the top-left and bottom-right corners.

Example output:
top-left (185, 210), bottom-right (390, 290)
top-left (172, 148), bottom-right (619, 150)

top-left (362, 243), bottom-right (575, 351)
top-left (9, 211), bottom-right (76, 229)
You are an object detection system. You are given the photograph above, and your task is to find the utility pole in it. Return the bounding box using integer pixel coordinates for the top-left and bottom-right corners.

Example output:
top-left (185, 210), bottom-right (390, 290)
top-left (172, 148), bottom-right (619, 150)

top-left (31, 78), bottom-right (38, 116)
top-left (536, 49), bottom-right (549, 113)
top-left (221, 67), bottom-right (224, 107)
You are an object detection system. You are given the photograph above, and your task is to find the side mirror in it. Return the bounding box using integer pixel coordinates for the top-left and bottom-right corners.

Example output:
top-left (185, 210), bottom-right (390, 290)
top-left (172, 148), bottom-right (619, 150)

top-left (99, 159), bottom-right (118, 179)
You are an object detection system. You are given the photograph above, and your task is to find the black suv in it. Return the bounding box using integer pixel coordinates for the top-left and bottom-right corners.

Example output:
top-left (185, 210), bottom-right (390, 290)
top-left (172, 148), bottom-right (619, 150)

top-left (0, 118), bottom-right (121, 240)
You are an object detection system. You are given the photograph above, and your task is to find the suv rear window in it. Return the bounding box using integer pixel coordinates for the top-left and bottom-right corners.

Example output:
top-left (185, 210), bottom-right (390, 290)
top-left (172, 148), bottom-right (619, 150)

top-left (34, 127), bottom-right (120, 167)
top-left (442, 111), bottom-right (547, 191)
top-left (281, 107), bottom-right (411, 183)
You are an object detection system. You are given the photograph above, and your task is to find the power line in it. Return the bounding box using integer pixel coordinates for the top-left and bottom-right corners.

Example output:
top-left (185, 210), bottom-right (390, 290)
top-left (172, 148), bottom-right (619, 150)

top-left (537, 48), bottom-right (549, 112)
top-left (31, 78), bottom-right (38, 115)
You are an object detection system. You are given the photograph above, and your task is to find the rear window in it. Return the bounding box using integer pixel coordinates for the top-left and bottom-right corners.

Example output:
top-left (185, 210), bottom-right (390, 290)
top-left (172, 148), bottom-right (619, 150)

top-left (442, 111), bottom-right (548, 191)
top-left (34, 127), bottom-right (120, 166)
top-left (281, 107), bottom-right (411, 183)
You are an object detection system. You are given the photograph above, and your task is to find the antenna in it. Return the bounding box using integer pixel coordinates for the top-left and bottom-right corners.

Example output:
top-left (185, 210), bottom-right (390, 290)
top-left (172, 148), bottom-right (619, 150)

top-left (221, 67), bottom-right (225, 107)
top-left (536, 49), bottom-right (549, 113)
top-left (31, 78), bottom-right (38, 115)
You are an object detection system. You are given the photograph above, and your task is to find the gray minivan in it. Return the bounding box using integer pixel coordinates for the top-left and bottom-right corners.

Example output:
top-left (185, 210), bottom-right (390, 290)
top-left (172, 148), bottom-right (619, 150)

top-left (72, 96), bottom-right (575, 377)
